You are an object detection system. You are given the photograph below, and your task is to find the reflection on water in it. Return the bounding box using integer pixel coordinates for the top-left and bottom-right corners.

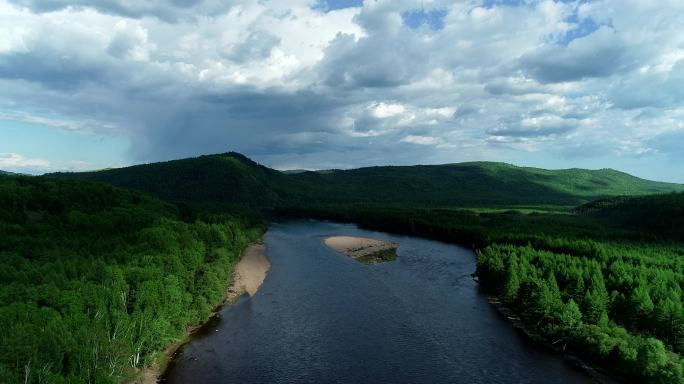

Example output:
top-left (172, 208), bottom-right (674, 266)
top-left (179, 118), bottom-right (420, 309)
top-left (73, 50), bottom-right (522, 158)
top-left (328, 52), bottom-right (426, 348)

top-left (163, 220), bottom-right (592, 384)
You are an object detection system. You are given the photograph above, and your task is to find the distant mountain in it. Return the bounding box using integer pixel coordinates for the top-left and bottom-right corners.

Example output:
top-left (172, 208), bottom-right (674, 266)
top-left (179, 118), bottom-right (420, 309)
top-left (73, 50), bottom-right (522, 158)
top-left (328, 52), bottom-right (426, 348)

top-left (48, 152), bottom-right (684, 208)
top-left (0, 170), bottom-right (15, 175)
top-left (289, 162), bottom-right (684, 206)
top-left (48, 153), bottom-right (291, 206)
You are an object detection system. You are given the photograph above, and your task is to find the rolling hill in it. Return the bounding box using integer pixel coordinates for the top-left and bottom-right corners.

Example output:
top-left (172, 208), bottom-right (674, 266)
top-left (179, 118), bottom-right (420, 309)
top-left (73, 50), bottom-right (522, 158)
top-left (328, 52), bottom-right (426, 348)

top-left (48, 152), bottom-right (684, 208)
top-left (48, 153), bottom-right (290, 206)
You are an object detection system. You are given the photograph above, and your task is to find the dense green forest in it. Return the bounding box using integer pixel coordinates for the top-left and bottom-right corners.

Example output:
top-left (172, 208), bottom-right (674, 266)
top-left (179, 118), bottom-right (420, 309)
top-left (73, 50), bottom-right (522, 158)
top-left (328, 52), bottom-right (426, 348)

top-left (49, 152), bottom-right (684, 208)
top-left (0, 175), bottom-right (264, 383)
top-left (576, 193), bottom-right (684, 241)
top-left (10, 153), bottom-right (684, 383)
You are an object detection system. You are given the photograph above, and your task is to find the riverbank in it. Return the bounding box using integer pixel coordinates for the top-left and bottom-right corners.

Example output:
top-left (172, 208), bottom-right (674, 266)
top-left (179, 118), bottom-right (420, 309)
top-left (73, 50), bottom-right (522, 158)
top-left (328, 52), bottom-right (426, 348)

top-left (487, 297), bottom-right (621, 384)
top-left (324, 235), bottom-right (398, 264)
top-left (126, 240), bottom-right (270, 384)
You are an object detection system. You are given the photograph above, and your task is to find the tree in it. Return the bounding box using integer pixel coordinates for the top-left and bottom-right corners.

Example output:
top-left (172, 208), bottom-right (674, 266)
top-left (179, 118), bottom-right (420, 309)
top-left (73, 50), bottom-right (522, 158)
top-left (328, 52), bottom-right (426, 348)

top-left (503, 258), bottom-right (520, 304)
top-left (629, 284), bottom-right (655, 330)
top-left (636, 338), bottom-right (672, 383)
top-left (583, 289), bottom-right (609, 325)
top-left (558, 299), bottom-right (583, 332)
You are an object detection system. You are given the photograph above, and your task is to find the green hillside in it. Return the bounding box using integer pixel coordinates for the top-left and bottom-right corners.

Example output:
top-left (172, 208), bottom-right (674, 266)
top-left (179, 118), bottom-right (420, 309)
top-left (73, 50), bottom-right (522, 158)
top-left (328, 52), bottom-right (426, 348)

top-left (289, 162), bottom-right (683, 206)
top-left (49, 153), bottom-right (290, 206)
top-left (49, 153), bottom-right (684, 208)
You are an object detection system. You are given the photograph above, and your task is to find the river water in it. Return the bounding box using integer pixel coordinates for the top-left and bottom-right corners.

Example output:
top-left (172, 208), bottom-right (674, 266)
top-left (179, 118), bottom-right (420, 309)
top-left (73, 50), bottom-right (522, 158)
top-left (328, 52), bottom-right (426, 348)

top-left (163, 220), bottom-right (592, 384)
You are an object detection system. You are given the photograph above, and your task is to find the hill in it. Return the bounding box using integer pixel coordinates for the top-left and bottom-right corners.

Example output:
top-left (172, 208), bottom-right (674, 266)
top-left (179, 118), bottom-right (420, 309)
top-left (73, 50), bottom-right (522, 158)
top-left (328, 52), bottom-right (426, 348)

top-left (288, 162), bottom-right (684, 206)
top-left (48, 152), bottom-right (290, 206)
top-left (48, 153), bottom-right (684, 208)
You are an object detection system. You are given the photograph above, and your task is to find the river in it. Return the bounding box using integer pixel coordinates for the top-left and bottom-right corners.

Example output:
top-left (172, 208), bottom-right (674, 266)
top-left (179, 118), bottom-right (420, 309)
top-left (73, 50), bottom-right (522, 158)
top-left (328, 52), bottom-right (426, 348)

top-left (162, 220), bottom-right (592, 384)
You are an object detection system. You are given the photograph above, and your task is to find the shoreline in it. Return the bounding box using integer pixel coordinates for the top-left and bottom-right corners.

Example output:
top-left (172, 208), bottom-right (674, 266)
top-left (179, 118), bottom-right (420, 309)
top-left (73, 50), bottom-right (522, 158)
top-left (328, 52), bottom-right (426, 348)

top-left (324, 235), bottom-right (398, 264)
top-left (126, 239), bottom-right (270, 384)
top-left (486, 296), bottom-right (622, 384)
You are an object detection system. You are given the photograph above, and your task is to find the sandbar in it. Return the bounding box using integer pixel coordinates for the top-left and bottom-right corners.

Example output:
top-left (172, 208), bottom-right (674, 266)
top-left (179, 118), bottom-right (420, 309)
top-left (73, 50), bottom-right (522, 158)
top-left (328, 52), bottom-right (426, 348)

top-left (324, 236), bottom-right (398, 264)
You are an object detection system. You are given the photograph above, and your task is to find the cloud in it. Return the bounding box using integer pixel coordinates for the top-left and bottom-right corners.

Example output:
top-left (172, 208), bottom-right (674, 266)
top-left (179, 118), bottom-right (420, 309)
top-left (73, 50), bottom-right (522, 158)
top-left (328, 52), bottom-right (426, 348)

top-left (519, 26), bottom-right (634, 83)
top-left (1, 0), bottom-right (684, 182)
top-left (318, 32), bottom-right (427, 88)
top-left (400, 134), bottom-right (454, 149)
top-left (489, 115), bottom-right (580, 138)
top-left (0, 111), bottom-right (114, 132)
top-left (222, 29), bottom-right (280, 63)
top-left (648, 128), bottom-right (684, 160)
top-left (107, 20), bottom-right (156, 61)
top-left (6, 0), bottom-right (233, 22)
top-left (0, 152), bottom-right (50, 169)
top-left (610, 59), bottom-right (684, 109)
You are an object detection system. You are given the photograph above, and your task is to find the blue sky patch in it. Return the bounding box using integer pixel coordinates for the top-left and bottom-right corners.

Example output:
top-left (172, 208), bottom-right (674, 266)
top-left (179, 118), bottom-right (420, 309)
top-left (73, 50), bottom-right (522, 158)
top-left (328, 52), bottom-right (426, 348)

top-left (0, 120), bottom-right (129, 173)
top-left (402, 8), bottom-right (448, 31)
top-left (559, 13), bottom-right (606, 45)
top-left (313, 0), bottom-right (363, 12)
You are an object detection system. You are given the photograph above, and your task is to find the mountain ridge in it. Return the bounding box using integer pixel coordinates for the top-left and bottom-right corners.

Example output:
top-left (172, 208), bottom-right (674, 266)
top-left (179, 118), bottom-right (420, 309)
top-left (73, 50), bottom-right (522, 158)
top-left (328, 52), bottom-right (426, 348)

top-left (47, 152), bottom-right (684, 208)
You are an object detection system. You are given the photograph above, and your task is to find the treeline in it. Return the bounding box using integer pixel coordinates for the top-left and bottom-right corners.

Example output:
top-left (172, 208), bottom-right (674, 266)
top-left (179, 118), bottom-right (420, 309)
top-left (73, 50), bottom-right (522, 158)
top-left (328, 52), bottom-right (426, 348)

top-left (0, 176), bottom-right (264, 383)
top-left (576, 192), bottom-right (684, 242)
top-left (273, 203), bottom-right (684, 383)
top-left (478, 243), bottom-right (684, 383)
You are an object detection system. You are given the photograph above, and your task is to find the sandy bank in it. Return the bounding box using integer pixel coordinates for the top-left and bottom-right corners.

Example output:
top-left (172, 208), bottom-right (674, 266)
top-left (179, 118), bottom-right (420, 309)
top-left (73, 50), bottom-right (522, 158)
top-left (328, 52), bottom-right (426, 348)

top-left (127, 240), bottom-right (270, 384)
top-left (324, 236), bottom-right (398, 264)
top-left (226, 242), bottom-right (271, 298)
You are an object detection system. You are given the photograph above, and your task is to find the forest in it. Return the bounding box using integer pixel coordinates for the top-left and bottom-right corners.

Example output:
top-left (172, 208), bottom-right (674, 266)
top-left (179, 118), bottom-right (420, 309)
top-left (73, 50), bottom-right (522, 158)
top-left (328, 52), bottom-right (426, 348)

top-left (0, 175), bottom-right (264, 383)
top-left (5, 152), bottom-right (684, 383)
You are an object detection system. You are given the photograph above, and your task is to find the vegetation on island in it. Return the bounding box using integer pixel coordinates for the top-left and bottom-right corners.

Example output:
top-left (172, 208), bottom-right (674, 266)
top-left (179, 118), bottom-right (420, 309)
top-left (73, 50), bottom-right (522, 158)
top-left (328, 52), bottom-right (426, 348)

top-left (5, 152), bottom-right (684, 383)
top-left (356, 248), bottom-right (398, 265)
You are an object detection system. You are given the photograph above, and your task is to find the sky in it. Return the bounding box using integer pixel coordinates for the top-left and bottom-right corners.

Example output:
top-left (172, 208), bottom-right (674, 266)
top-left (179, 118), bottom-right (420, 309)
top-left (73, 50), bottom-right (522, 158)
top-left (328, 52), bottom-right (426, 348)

top-left (1, 0), bottom-right (683, 182)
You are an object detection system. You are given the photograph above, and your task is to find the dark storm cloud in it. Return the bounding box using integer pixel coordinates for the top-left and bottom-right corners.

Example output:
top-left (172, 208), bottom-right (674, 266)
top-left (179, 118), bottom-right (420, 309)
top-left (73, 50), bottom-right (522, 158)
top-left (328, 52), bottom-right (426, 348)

top-left (126, 88), bottom-right (354, 162)
top-left (0, 46), bottom-right (107, 90)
